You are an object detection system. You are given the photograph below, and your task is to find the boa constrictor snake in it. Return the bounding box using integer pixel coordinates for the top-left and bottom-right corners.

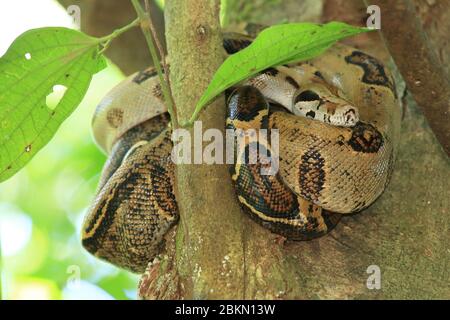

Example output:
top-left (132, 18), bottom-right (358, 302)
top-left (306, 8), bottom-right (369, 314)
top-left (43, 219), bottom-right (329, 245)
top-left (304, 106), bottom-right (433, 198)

top-left (82, 31), bottom-right (400, 273)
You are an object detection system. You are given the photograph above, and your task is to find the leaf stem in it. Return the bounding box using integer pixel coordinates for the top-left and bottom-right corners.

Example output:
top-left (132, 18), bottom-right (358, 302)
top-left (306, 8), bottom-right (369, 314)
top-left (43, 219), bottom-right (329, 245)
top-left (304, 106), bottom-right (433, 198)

top-left (98, 18), bottom-right (140, 54)
top-left (131, 0), bottom-right (179, 129)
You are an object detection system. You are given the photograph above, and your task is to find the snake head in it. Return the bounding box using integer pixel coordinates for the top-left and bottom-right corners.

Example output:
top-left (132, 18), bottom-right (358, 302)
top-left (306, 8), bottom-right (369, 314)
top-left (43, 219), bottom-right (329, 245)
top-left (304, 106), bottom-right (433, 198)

top-left (292, 82), bottom-right (359, 127)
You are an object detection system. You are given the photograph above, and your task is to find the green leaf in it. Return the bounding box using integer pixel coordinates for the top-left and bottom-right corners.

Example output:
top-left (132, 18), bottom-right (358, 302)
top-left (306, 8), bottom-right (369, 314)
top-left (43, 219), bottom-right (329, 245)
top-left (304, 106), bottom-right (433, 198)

top-left (189, 21), bottom-right (372, 124)
top-left (0, 27), bottom-right (106, 182)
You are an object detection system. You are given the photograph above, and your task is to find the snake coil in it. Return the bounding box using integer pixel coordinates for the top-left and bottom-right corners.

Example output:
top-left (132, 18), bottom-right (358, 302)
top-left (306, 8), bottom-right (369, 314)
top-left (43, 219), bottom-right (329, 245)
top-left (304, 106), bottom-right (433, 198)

top-left (82, 33), bottom-right (400, 272)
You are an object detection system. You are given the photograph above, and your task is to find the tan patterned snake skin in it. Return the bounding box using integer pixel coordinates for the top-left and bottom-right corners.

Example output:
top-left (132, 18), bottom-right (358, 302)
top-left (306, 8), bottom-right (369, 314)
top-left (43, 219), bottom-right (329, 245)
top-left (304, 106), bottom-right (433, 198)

top-left (82, 34), bottom-right (400, 272)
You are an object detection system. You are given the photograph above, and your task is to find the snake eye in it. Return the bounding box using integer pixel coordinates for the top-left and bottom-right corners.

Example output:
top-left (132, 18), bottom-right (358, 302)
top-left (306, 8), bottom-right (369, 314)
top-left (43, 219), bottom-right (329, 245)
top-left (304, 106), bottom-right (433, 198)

top-left (294, 90), bottom-right (320, 103)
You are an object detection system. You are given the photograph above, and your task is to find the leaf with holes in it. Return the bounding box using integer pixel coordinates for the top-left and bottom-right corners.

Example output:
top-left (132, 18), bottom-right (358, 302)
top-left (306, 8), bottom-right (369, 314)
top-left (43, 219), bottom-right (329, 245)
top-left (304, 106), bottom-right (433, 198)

top-left (0, 27), bottom-right (106, 182)
top-left (189, 21), bottom-right (372, 124)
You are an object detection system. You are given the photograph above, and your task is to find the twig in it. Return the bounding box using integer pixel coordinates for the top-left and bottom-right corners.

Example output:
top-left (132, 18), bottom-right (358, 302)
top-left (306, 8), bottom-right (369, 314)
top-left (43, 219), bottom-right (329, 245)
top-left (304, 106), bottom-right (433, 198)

top-left (144, 0), bottom-right (174, 110)
top-left (144, 0), bottom-right (150, 12)
top-left (131, 0), bottom-right (179, 129)
top-left (98, 18), bottom-right (140, 54)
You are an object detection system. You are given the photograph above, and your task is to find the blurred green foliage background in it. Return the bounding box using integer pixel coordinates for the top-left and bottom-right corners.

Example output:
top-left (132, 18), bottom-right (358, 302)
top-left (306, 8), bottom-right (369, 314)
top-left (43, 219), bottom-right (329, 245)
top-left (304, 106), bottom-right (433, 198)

top-left (0, 0), bottom-right (139, 299)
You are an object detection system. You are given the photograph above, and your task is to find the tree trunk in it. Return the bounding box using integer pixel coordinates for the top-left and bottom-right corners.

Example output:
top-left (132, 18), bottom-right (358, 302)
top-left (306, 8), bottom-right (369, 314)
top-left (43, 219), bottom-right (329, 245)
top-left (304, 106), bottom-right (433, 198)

top-left (162, 0), bottom-right (246, 299)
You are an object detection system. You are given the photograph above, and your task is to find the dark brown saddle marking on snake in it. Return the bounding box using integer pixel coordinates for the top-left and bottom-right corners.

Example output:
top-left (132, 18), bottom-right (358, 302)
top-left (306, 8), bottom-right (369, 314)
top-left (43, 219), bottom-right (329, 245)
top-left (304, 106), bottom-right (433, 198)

top-left (345, 51), bottom-right (396, 97)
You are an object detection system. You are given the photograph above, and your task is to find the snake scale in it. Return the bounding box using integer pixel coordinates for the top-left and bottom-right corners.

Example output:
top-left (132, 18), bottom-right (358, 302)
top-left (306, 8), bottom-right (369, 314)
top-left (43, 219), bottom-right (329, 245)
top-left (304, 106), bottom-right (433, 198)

top-left (82, 31), bottom-right (400, 273)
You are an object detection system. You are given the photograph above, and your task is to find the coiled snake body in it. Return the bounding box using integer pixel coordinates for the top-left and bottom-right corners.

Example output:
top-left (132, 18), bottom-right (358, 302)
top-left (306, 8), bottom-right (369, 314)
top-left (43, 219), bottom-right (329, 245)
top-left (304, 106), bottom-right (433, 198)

top-left (82, 33), bottom-right (400, 273)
